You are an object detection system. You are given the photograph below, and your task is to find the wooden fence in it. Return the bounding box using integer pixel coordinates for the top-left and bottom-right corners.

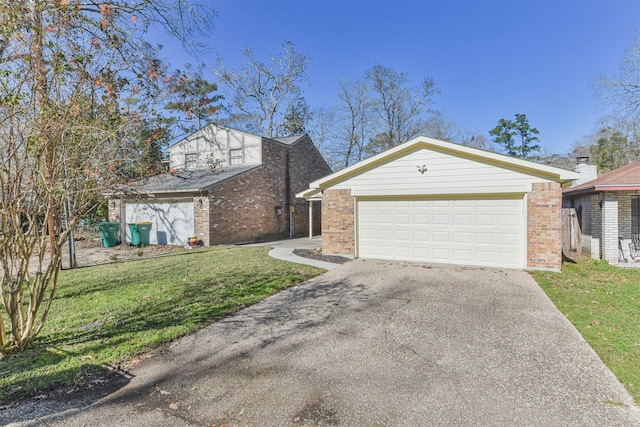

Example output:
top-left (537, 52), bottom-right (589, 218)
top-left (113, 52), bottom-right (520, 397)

top-left (562, 208), bottom-right (581, 256)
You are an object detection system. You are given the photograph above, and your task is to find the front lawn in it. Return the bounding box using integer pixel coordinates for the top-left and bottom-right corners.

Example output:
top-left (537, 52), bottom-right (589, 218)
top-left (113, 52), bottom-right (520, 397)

top-left (0, 246), bottom-right (324, 402)
top-left (531, 258), bottom-right (640, 404)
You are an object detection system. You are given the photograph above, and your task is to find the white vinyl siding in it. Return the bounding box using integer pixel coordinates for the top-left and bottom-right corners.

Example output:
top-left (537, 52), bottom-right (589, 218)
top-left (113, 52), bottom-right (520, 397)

top-left (167, 124), bottom-right (261, 170)
top-left (125, 200), bottom-right (194, 246)
top-left (332, 148), bottom-right (552, 196)
top-left (357, 197), bottom-right (525, 269)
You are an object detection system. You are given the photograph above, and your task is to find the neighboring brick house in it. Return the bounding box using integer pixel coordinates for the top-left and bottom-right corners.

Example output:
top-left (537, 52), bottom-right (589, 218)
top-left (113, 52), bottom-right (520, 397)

top-left (563, 160), bottom-right (640, 263)
top-left (107, 124), bottom-right (331, 246)
top-left (298, 136), bottom-right (578, 271)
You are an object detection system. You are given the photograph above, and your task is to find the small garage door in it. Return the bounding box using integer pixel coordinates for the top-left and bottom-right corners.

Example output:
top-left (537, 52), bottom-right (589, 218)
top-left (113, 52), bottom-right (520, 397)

top-left (125, 200), bottom-right (194, 245)
top-left (358, 198), bottom-right (525, 269)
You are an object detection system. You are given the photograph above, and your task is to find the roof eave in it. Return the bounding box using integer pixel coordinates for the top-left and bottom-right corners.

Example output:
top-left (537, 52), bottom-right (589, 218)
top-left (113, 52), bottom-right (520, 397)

top-left (564, 184), bottom-right (640, 197)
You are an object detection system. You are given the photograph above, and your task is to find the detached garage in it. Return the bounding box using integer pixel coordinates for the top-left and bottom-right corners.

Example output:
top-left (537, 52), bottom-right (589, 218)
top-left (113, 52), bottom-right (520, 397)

top-left (298, 137), bottom-right (578, 271)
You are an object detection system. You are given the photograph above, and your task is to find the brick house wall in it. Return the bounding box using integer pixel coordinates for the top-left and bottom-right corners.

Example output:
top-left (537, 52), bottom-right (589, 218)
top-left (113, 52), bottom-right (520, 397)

top-left (321, 189), bottom-right (354, 256)
top-left (207, 140), bottom-right (288, 244)
top-left (564, 190), bottom-right (640, 262)
top-left (204, 137), bottom-right (331, 245)
top-left (527, 182), bottom-right (563, 271)
top-left (287, 137), bottom-right (332, 237)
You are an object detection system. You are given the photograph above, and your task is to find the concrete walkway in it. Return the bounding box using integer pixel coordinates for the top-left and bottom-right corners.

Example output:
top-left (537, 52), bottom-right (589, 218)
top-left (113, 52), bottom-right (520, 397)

top-left (247, 236), bottom-right (342, 270)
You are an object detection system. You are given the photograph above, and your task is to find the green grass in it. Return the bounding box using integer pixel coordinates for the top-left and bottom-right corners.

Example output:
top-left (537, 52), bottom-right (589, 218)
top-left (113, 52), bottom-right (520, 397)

top-left (531, 258), bottom-right (640, 404)
top-left (0, 246), bottom-right (324, 402)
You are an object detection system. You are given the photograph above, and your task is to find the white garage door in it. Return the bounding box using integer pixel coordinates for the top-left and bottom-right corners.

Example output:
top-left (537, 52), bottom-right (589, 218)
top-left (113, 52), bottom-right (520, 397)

top-left (125, 200), bottom-right (194, 246)
top-left (358, 198), bottom-right (525, 269)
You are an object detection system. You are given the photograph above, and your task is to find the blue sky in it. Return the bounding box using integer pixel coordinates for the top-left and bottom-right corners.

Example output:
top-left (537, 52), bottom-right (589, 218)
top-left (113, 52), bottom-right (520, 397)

top-left (153, 0), bottom-right (640, 155)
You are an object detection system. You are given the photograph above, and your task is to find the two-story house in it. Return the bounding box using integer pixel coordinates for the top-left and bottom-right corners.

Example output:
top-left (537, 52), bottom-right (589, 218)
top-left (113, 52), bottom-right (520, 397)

top-left (107, 124), bottom-right (332, 246)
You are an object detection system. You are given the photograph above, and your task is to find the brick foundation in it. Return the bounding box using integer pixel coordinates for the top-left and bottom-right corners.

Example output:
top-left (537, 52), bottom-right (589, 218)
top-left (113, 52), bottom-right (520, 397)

top-left (321, 189), bottom-right (354, 256)
top-left (527, 182), bottom-right (562, 271)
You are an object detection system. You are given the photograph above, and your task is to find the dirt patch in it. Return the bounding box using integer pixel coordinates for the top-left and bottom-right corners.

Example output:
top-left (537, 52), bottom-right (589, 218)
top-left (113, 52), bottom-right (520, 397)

top-left (292, 248), bottom-right (351, 264)
top-left (56, 237), bottom-right (190, 269)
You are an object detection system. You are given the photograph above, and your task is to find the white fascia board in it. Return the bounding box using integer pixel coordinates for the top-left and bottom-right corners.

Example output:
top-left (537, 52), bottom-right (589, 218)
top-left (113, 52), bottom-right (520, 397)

top-left (296, 187), bottom-right (322, 199)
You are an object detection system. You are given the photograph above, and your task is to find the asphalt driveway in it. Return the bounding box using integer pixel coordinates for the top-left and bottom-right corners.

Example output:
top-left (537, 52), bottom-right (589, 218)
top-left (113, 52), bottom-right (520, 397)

top-left (4, 260), bottom-right (639, 426)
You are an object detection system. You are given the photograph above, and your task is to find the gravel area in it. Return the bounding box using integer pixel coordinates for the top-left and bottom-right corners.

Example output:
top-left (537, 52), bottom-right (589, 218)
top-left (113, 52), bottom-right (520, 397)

top-left (292, 248), bottom-right (351, 264)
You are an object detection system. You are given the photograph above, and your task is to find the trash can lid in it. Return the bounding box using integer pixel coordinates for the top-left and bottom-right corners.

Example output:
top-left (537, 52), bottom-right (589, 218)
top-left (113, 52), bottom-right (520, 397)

top-left (137, 221), bottom-right (152, 225)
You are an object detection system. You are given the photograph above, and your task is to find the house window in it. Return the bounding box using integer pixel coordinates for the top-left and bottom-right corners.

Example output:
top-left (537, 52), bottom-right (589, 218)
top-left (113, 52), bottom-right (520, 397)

top-left (185, 153), bottom-right (198, 169)
top-left (632, 196), bottom-right (640, 234)
top-left (229, 149), bottom-right (243, 166)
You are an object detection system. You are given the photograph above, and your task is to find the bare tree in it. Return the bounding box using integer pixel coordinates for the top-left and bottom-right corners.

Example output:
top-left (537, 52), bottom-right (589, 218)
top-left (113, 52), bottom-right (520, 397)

top-left (214, 41), bottom-right (311, 138)
top-left (307, 107), bottom-right (340, 170)
top-left (365, 64), bottom-right (438, 155)
top-left (598, 33), bottom-right (640, 123)
top-left (0, 0), bottom-right (215, 355)
top-left (334, 78), bottom-right (374, 167)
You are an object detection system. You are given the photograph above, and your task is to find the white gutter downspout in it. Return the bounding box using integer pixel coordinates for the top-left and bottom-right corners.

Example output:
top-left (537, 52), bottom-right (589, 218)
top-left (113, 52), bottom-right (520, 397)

top-left (308, 200), bottom-right (313, 239)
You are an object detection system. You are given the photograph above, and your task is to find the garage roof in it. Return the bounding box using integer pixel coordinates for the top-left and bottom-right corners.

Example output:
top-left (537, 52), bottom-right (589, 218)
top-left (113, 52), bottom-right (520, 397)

top-left (298, 136), bottom-right (579, 200)
top-left (115, 165), bottom-right (259, 196)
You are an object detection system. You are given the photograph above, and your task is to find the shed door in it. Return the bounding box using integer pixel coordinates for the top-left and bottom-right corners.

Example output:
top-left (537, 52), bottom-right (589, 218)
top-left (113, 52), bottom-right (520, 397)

top-left (357, 198), bottom-right (525, 269)
top-left (125, 200), bottom-right (194, 245)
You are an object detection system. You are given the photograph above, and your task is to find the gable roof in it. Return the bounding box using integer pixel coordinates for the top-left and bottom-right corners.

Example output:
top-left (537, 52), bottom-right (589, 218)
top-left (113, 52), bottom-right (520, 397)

top-left (563, 160), bottom-right (640, 197)
top-left (297, 136), bottom-right (579, 200)
top-left (113, 165), bottom-right (259, 196)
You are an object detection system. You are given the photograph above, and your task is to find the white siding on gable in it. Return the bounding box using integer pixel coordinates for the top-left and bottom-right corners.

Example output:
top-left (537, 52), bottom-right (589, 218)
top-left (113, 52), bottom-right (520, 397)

top-left (331, 148), bottom-right (552, 196)
top-left (168, 125), bottom-right (261, 170)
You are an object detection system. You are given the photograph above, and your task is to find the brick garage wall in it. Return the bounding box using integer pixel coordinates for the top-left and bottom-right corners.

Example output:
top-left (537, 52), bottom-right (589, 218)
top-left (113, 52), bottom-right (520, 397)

top-left (528, 182), bottom-right (562, 271)
top-left (322, 189), bottom-right (354, 256)
top-left (287, 137), bottom-right (332, 237)
top-left (107, 198), bottom-right (122, 222)
top-left (193, 196), bottom-right (210, 245)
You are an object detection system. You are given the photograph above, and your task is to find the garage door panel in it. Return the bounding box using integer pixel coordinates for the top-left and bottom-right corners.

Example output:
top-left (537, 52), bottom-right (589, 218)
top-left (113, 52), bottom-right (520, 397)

top-left (395, 213), bottom-right (411, 224)
top-left (454, 231), bottom-right (472, 244)
top-left (475, 214), bottom-right (495, 226)
top-left (432, 247), bottom-right (452, 261)
top-left (433, 214), bottom-right (450, 225)
top-left (454, 213), bottom-right (472, 225)
top-left (454, 249), bottom-right (472, 262)
top-left (358, 198), bottom-right (525, 268)
top-left (395, 229), bottom-right (411, 241)
top-left (413, 230), bottom-right (431, 242)
top-left (433, 230), bottom-right (450, 243)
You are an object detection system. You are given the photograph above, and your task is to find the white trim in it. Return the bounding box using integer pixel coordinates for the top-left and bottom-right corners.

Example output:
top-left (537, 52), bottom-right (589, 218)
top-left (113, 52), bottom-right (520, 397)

top-left (308, 200), bottom-right (313, 238)
top-left (353, 195), bottom-right (359, 258)
top-left (523, 192), bottom-right (529, 268)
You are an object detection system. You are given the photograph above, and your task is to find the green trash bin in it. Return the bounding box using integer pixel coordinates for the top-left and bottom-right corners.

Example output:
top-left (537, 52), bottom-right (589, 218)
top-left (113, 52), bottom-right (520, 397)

top-left (129, 222), bottom-right (152, 247)
top-left (128, 223), bottom-right (141, 246)
top-left (97, 221), bottom-right (120, 248)
top-left (137, 222), bottom-right (152, 247)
